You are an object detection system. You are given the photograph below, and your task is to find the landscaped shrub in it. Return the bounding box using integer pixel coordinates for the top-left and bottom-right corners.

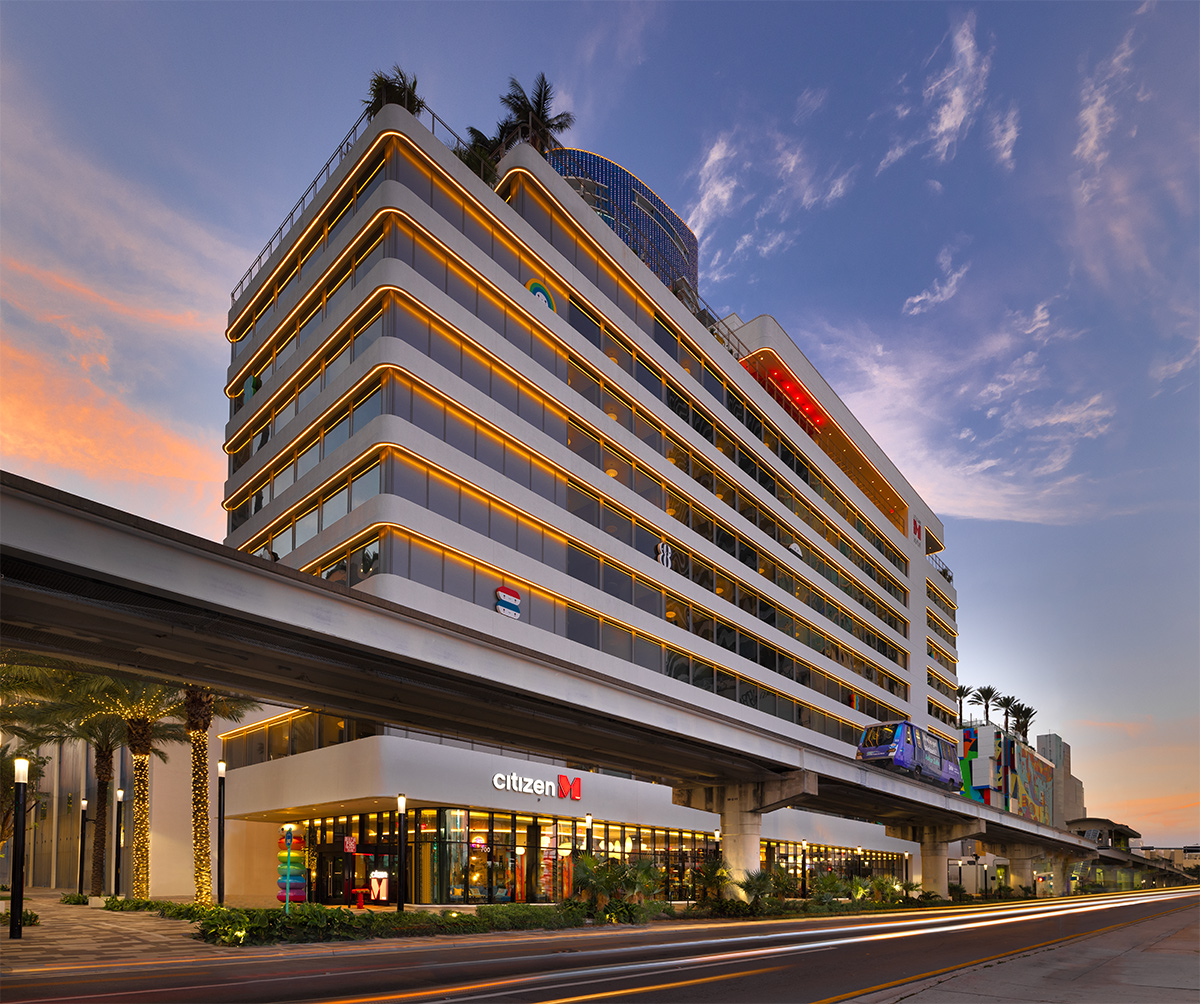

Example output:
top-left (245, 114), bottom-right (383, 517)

top-left (22, 909), bottom-right (40, 926)
top-left (60, 893), bottom-right (88, 904)
top-left (192, 900), bottom-right (586, 946)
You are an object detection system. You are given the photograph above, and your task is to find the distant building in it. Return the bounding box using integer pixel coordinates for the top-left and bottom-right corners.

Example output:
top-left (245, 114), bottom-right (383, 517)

top-left (1036, 733), bottom-right (1086, 829)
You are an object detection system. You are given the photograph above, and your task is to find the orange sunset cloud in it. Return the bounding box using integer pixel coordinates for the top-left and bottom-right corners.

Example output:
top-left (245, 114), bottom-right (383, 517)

top-left (0, 340), bottom-right (226, 538)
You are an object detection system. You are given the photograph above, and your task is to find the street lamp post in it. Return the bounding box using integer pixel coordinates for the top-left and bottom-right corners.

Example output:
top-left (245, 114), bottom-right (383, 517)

top-left (396, 794), bottom-right (407, 912)
top-left (9, 758), bottom-right (29, 940)
top-left (216, 761), bottom-right (226, 906)
top-left (801, 841), bottom-right (808, 899)
top-left (584, 813), bottom-right (592, 856)
top-left (114, 788), bottom-right (124, 898)
top-left (77, 798), bottom-right (91, 897)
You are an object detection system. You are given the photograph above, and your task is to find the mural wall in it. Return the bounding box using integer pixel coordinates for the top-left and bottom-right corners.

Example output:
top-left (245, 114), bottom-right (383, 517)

top-left (959, 724), bottom-right (1052, 823)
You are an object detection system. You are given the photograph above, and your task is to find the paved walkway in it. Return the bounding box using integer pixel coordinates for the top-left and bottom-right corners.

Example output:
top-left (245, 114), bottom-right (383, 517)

top-left (843, 900), bottom-right (1199, 1003)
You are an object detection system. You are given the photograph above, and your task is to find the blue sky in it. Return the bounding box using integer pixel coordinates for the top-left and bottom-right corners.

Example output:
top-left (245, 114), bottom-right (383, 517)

top-left (2, 2), bottom-right (1196, 844)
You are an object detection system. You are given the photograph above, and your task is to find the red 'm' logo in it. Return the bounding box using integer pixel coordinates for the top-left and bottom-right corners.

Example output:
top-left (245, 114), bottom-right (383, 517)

top-left (558, 775), bottom-right (581, 800)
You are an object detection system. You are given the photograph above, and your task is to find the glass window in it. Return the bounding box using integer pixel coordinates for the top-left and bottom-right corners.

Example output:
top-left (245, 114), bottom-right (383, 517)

top-left (351, 538), bottom-right (382, 585)
top-left (634, 636), bottom-right (662, 673)
top-left (601, 623), bottom-right (632, 661)
top-left (566, 608), bottom-right (599, 649)
top-left (296, 441), bottom-right (319, 479)
top-left (352, 387), bottom-right (382, 431)
top-left (272, 462), bottom-right (294, 498)
top-left (354, 310), bottom-right (384, 356)
top-left (297, 375), bottom-right (320, 413)
top-left (325, 343), bottom-right (351, 385)
top-left (294, 507), bottom-right (319, 549)
top-left (355, 234), bottom-right (385, 280)
top-left (323, 414), bottom-right (350, 456)
top-left (271, 525), bottom-right (292, 558)
top-left (298, 304), bottom-right (322, 343)
top-left (351, 464), bottom-right (380, 508)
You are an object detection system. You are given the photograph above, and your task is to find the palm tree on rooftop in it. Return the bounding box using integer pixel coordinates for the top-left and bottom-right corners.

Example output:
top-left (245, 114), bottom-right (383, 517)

top-left (183, 686), bottom-right (259, 904)
top-left (364, 64), bottom-right (426, 118)
top-left (969, 685), bottom-right (1000, 725)
top-left (499, 72), bottom-right (575, 156)
top-left (456, 119), bottom-right (514, 185)
top-left (955, 685), bottom-right (975, 726)
top-left (1013, 703), bottom-right (1036, 744)
top-left (995, 694), bottom-right (1020, 735)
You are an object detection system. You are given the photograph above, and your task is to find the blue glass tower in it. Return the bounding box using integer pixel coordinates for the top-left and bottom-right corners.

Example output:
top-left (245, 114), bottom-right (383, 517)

top-left (547, 149), bottom-right (699, 298)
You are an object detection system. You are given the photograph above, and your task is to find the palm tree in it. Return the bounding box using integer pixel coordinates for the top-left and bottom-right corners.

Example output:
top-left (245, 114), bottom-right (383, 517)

top-left (105, 683), bottom-right (188, 899)
top-left (694, 854), bottom-right (731, 902)
top-left (968, 685), bottom-right (1000, 724)
top-left (499, 72), bottom-right (575, 156)
top-left (0, 663), bottom-right (124, 898)
top-left (955, 685), bottom-right (975, 725)
top-left (183, 686), bottom-right (259, 903)
top-left (456, 119), bottom-right (514, 185)
top-left (734, 867), bottom-right (775, 909)
top-left (995, 695), bottom-right (1020, 735)
top-left (364, 64), bottom-right (426, 118)
top-left (1013, 703), bottom-right (1036, 743)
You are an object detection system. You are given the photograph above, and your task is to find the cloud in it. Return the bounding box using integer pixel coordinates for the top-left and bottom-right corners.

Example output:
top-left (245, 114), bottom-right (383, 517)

top-left (987, 103), bottom-right (1020, 171)
top-left (877, 13), bottom-right (992, 173)
top-left (1062, 16), bottom-right (1198, 389)
top-left (1074, 30), bottom-right (1136, 186)
top-left (0, 63), bottom-right (243, 537)
top-left (793, 87), bottom-right (828, 123)
top-left (688, 121), bottom-right (856, 284)
top-left (0, 340), bottom-right (226, 539)
top-left (687, 134), bottom-right (741, 240)
top-left (902, 245), bottom-right (971, 315)
top-left (804, 297), bottom-right (1124, 524)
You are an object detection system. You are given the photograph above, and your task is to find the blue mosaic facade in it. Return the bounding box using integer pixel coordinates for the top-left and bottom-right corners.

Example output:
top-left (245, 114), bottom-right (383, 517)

top-left (547, 149), bottom-right (698, 296)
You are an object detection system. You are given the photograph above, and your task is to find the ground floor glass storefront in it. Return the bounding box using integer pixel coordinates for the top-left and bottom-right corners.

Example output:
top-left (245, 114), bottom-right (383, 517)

top-left (764, 840), bottom-right (908, 886)
top-left (299, 806), bottom-right (905, 906)
top-left (305, 806), bottom-right (721, 906)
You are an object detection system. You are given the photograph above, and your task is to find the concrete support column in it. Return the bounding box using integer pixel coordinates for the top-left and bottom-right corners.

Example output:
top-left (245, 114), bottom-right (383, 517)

top-left (720, 785), bottom-right (763, 901)
top-left (1009, 856), bottom-right (1035, 893)
top-left (672, 771), bottom-right (817, 902)
top-left (1051, 856), bottom-right (1070, 897)
top-left (920, 841), bottom-right (950, 900)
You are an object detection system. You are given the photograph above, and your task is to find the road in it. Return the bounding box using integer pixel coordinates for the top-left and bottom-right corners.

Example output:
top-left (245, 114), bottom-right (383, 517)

top-left (5, 889), bottom-right (1196, 1004)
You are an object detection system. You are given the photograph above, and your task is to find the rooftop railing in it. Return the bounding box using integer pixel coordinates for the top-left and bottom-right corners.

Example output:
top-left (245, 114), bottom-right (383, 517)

top-left (231, 101), bottom-right (481, 305)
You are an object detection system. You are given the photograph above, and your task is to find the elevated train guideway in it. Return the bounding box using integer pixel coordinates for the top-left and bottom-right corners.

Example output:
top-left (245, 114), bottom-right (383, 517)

top-left (0, 474), bottom-right (1092, 896)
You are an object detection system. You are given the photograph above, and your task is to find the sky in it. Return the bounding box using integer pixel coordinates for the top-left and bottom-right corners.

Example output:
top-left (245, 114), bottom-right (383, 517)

top-left (1, 2), bottom-right (1196, 846)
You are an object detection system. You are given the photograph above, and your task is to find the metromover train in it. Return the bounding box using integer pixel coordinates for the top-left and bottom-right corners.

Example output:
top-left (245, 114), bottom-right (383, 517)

top-left (856, 721), bottom-right (963, 792)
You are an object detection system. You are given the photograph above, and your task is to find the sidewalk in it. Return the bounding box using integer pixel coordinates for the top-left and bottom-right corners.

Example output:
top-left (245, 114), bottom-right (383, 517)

top-left (842, 901), bottom-right (1199, 1003)
top-left (0, 890), bottom-right (619, 976)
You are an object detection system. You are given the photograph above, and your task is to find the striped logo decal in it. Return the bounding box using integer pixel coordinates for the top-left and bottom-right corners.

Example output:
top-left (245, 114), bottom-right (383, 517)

top-left (495, 586), bottom-right (522, 619)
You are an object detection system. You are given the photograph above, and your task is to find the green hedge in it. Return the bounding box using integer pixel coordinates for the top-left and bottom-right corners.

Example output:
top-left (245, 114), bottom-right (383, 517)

top-left (104, 897), bottom-right (586, 946)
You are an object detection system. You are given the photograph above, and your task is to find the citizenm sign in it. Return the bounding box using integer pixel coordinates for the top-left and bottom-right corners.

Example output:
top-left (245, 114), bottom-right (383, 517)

top-left (492, 771), bottom-right (582, 800)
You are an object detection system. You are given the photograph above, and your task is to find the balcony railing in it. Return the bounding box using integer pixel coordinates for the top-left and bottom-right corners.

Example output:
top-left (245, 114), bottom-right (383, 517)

top-left (927, 551), bottom-right (954, 584)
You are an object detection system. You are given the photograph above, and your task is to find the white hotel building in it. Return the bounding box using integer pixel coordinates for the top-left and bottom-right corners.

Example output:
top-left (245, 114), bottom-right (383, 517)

top-left (216, 101), bottom-right (961, 906)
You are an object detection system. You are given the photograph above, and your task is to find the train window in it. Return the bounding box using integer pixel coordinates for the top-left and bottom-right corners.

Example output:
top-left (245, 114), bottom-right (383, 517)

top-left (860, 724), bottom-right (896, 747)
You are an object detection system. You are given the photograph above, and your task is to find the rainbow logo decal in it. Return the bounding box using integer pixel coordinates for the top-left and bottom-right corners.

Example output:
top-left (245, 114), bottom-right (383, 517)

top-left (495, 586), bottom-right (522, 619)
top-left (526, 280), bottom-right (556, 313)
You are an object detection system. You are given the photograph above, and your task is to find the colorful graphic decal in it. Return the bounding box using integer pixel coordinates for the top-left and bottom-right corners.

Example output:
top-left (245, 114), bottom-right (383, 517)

top-left (495, 586), bottom-right (522, 619)
top-left (526, 280), bottom-right (556, 313)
